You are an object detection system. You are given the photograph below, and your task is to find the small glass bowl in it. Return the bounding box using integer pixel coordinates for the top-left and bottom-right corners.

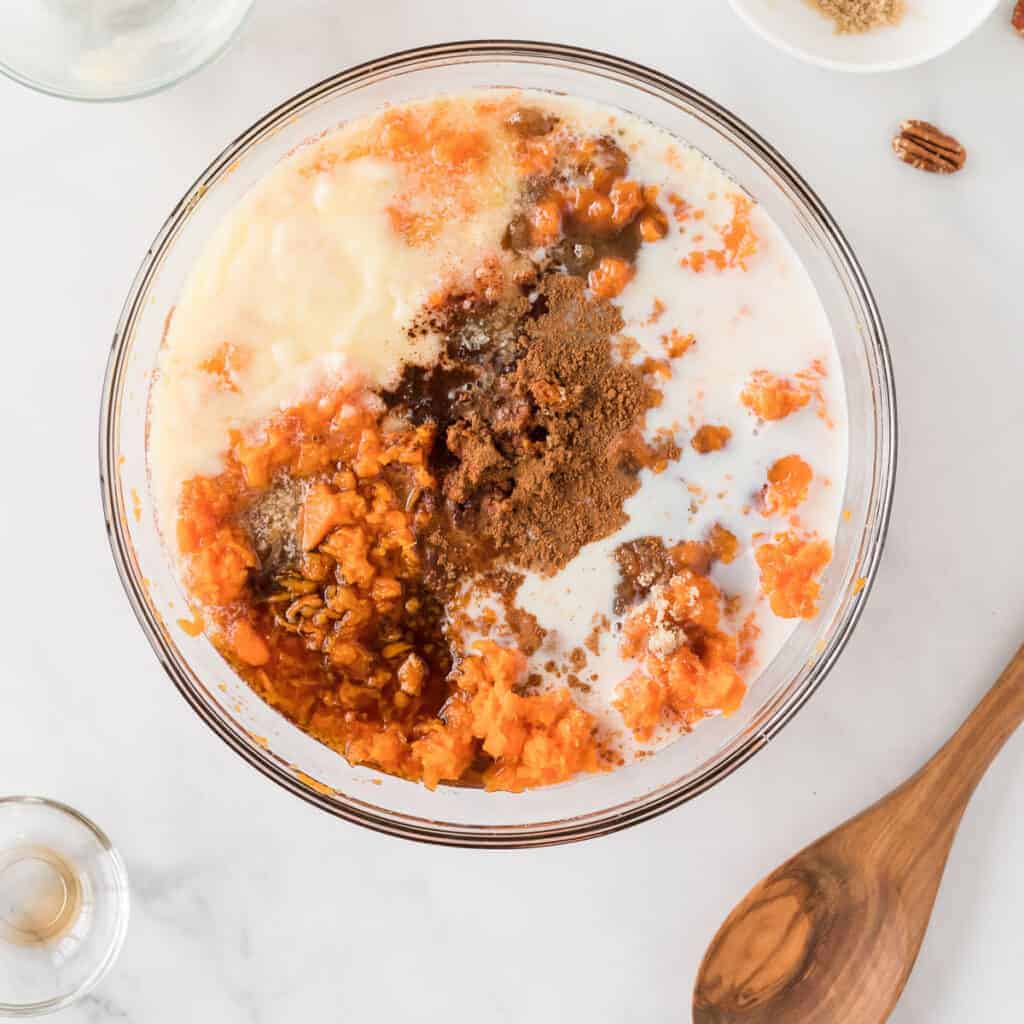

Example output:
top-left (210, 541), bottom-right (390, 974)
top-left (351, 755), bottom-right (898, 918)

top-left (0, 0), bottom-right (254, 103)
top-left (100, 41), bottom-right (896, 848)
top-left (0, 797), bottom-right (130, 1016)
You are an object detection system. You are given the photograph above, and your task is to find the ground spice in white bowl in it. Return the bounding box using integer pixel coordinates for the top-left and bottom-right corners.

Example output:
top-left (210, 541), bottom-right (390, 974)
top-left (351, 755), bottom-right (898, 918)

top-left (809, 0), bottom-right (905, 34)
top-left (730, 0), bottom-right (998, 72)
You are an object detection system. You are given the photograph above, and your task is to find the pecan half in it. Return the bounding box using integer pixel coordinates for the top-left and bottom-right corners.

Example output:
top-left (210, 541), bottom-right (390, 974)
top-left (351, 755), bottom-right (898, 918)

top-left (1014, 0), bottom-right (1024, 35)
top-left (892, 120), bottom-right (966, 174)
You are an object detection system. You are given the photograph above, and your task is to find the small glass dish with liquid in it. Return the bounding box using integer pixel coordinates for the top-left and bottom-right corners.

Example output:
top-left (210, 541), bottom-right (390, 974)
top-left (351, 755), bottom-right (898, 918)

top-left (0, 797), bottom-right (129, 1015)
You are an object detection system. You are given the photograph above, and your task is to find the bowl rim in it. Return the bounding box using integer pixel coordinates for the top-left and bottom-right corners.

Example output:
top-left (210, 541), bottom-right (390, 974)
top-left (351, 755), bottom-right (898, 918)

top-left (99, 39), bottom-right (897, 848)
top-left (726, 0), bottom-right (1001, 74)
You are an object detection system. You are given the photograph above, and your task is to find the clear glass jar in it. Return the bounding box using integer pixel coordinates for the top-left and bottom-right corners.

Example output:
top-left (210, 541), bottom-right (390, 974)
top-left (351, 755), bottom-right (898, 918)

top-left (100, 41), bottom-right (897, 847)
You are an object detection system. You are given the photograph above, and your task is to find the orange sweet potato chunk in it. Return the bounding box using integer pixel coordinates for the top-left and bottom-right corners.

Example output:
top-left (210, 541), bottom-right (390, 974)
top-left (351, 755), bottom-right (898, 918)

top-left (231, 423), bottom-right (297, 490)
top-left (412, 711), bottom-right (477, 790)
top-left (761, 454), bottom-right (813, 517)
top-left (742, 361), bottom-right (830, 425)
top-left (416, 641), bottom-right (602, 793)
top-left (662, 328), bottom-right (694, 358)
top-left (670, 539), bottom-right (712, 576)
top-left (300, 482), bottom-right (366, 550)
top-left (717, 194), bottom-right (759, 269)
top-left (176, 476), bottom-right (240, 553)
top-left (588, 256), bottom-right (634, 299)
top-left (708, 523), bottom-right (739, 564)
top-left (528, 197), bottom-right (562, 246)
top-left (608, 179), bottom-right (645, 228)
top-left (466, 642), bottom-right (601, 792)
top-left (755, 531), bottom-right (832, 619)
top-left (691, 424), bottom-right (731, 454)
top-left (614, 672), bottom-right (664, 742)
top-left (343, 721), bottom-right (422, 781)
top-left (230, 618), bottom-right (270, 667)
top-left (187, 528), bottom-right (258, 606)
top-left (741, 371), bottom-right (812, 422)
top-left (614, 570), bottom-right (746, 742)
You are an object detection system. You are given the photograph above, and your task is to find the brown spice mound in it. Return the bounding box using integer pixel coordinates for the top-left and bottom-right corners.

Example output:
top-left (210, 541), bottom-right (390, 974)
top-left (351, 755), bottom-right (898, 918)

top-left (391, 273), bottom-right (670, 590)
top-left (809, 0), bottom-right (904, 33)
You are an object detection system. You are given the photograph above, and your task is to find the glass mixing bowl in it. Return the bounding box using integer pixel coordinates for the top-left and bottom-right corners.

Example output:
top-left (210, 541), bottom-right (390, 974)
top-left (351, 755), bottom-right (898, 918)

top-left (100, 41), bottom-right (896, 848)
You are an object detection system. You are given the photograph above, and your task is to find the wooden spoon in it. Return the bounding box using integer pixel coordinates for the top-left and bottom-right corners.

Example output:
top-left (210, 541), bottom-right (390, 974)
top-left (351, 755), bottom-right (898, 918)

top-left (693, 642), bottom-right (1024, 1024)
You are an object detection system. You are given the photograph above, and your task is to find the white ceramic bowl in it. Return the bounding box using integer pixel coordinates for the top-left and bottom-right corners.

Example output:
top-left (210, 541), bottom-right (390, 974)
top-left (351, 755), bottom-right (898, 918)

top-left (729, 0), bottom-right (1000, 72)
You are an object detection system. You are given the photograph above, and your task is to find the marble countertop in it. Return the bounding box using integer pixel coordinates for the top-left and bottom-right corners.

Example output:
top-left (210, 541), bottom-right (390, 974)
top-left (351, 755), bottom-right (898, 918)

top-left (2, 1), bottom-right (1022, 1020)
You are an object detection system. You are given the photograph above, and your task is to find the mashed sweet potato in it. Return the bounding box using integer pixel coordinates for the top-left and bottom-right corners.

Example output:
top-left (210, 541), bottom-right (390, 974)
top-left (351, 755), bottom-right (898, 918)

top-left (176, 385), bottom-right (603, 791)
top-left (691, 424), bottom-right (732, 454)
top-left (761, 454), bottom-right (812, 517)
top-left (755, 531), bottom-right (832, 619)
top-left (415, 642), bottom-right (601, 792)
top-left (613, 570), bottom-right (746, 742)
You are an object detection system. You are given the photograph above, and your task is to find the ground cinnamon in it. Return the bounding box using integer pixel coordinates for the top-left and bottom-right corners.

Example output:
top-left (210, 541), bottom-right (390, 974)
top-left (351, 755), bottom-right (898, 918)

top-left (388, 272), bottom-right (676, 591)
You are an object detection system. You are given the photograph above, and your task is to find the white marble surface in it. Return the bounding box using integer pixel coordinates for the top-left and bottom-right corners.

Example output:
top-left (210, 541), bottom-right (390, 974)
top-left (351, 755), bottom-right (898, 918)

top-left (1, 1), bottom-right (1022, 1020)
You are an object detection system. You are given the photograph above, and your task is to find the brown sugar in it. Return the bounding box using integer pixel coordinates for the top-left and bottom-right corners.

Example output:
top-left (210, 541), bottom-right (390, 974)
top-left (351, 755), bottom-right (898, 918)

top-left (464, 571), bottom-right (547, 655)
top-left (809, 0), bottom-right (904, 34)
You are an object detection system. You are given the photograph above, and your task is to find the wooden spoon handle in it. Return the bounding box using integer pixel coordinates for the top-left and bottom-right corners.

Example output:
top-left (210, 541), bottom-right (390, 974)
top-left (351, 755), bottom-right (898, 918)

top-left (914, 642), bottom-right (1024, 813)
